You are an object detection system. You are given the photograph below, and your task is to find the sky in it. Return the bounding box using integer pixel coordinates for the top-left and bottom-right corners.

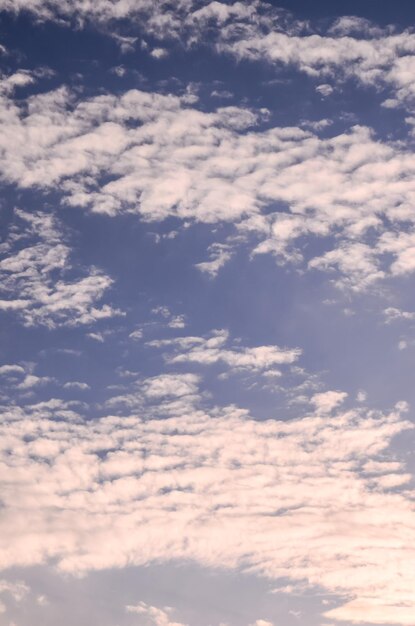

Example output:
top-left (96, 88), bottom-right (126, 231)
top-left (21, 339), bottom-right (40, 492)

top-left (1, 1), bottom-right (415, 625)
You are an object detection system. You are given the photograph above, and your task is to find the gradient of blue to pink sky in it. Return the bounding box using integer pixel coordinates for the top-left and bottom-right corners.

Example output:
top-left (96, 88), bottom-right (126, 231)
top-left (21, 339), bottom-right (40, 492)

top-left (1, 2), bottom-right (415, 625)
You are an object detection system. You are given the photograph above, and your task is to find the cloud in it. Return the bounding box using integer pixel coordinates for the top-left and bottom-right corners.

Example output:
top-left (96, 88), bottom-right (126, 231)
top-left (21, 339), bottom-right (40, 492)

top-left (0, 365), bottom-right (25, 376)
top-left (150, 47), bottom-right (169, 59)
top-left (16, 374), bottom-right (52, 390)
top-left (0, 580), bottom-right (29, 603)
top-left (324, 597), bottom-right (415, 625)
top-left (215, 11), bottom-right (415, 111)
top-left (142, 373), bottom-right (200, 399)
top-left (0, 0), bottom-right (196, 40)
top-left (126, 602), bottom-right (187, 626)
top-left (1, 80), bottom-right (415, 290)
top-left (311, 390), bottom-right (347, 414)
top-left (151, 307), bottom-right (187, 330)
top-left (0, 209), bottom-right (122, 328)
top-left (315, 84), bottom-right (333, 97)
top-left (384, 307), bottom-right (415, 323)
top-left (0, 389), bottom-right (413, 624)
top-left (63, 382), bottom-right (90, 391)
top-left (148, 329), bottom-right (301, 374)
top-left (106, 372), bottom-right (202, 416)
top-left (129, 329), bottom-right (144, 340)
top-left (4, 0), bottom-right (415, 113)
top-left (195, 243), bottom-right (233, 277)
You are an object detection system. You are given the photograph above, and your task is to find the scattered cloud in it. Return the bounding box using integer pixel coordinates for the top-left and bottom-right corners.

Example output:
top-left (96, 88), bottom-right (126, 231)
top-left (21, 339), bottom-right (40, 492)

top-left (0, 209), bottom-right (122, 328)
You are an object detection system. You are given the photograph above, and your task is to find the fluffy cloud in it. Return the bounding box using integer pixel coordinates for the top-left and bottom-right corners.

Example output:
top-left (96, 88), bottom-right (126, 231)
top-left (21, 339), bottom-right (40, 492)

top-left (0, 209), bottom-right (122, 327)
top-left (2, 80), bottom-right (415, 289)
top-left (0, 390), bottom-right (413, 624)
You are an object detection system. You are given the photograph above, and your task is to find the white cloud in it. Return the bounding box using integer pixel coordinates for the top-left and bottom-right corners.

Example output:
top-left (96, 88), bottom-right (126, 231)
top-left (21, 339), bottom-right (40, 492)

top-left (384, 307), bottom-right (415, 323)
top-left (315, 84), bottom-right (333, 97)
top-left (356, 390), bottom-right (367, 403)
top-left (126, 602), bottom-right (186, 626)
top-left (324, 597), bottom-right (415, 625)
top-left (87, 332), bottom-right (105, 342)
top-left (0, 580), bottom-right (29, 603)
top-left (1, 81), bottom-right (415, 289)
top-left (4, 0), bottom-right (415, 114)
top-left (16, 374), bottom-right (52, 390)
top-left (0, 0), bottom-right (196, 39)
top-left (168, 315), bottom-right (186, 329)
top-left (0, 365), bottom-right (25, 376)
top-left (0, 391), bottom-right (413, 624)
top-left (150, 307), bottom-right (187, 329)
top-left (148, 329), bottom-right (301, 374)
top-left (142, 373), bottom-right (200, 399)
top-left (106, 373), bottom-right (202, 416)
top-left (195, 243), bottom-right (233, 277)
top-left (150, 47), bottom-right (169, 59)
top-left (63, 382), bottom-right (90, 391)
top-left (0, 209), bottom-right (122, 328)
top-left (129, 329), bottom-right (144, 340)
top-left (311, 391), bottom-right (347, 414)
top-left (216, 16), bottom-right (415, 111)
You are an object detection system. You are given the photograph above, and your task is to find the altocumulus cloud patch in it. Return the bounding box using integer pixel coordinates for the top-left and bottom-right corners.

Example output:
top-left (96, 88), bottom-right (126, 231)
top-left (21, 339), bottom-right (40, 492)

top-left (1, 2), bottom-right (415, 626)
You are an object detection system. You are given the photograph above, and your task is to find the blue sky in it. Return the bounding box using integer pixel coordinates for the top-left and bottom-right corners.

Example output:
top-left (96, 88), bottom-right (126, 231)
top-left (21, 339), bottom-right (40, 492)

top-left (1, 2), bottom-right (415, 625)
